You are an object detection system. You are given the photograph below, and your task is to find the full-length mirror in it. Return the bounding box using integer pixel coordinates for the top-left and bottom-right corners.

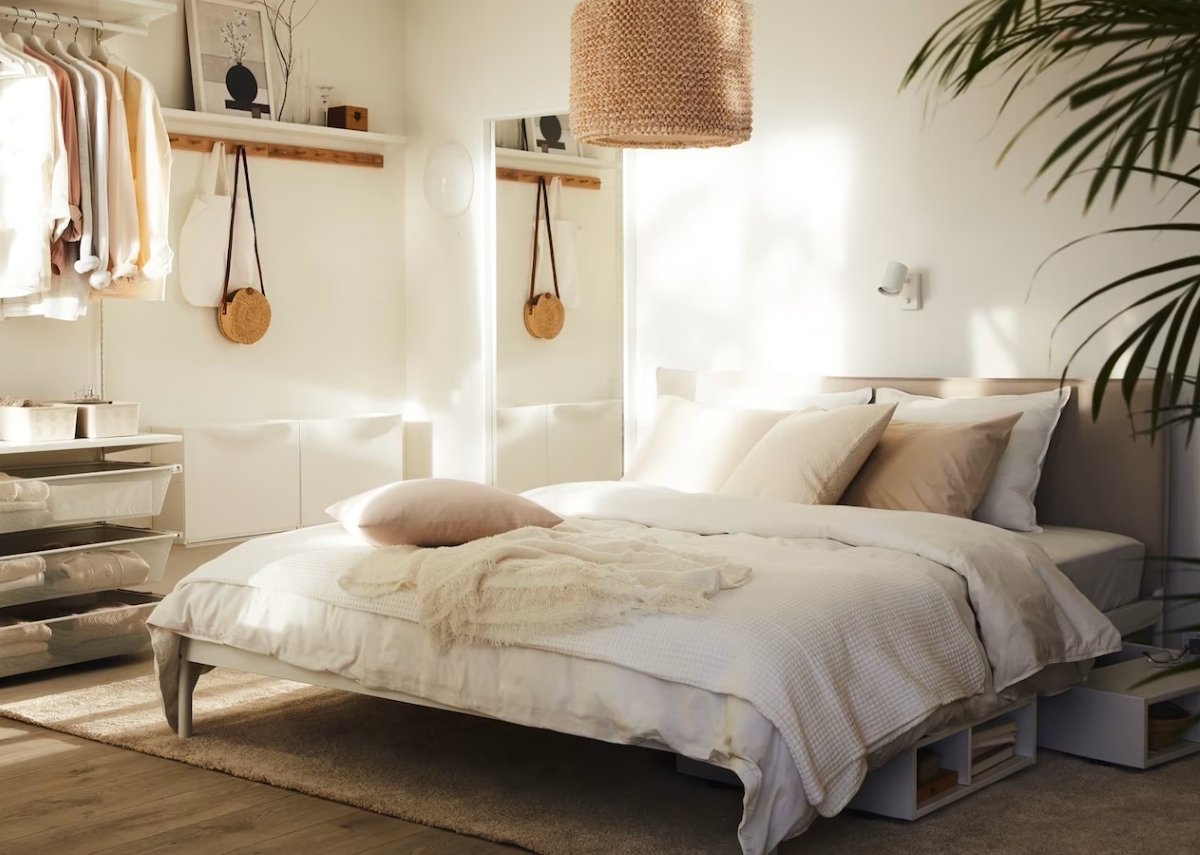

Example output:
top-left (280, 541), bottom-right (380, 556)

top-left (489, 115), bottom-right (625, 492)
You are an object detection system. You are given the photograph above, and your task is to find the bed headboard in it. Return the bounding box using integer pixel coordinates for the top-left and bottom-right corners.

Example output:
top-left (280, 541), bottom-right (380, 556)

top-left (657, 369), bottom-right (1169, 577)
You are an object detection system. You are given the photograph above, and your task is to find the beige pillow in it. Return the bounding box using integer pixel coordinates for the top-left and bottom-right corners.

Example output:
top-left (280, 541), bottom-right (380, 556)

top-left (327, 479), bottom-right (562, 548)
top-left (841, 415), bottom-right (1021, 518)
top-left (721, 404), bottom-right (897, 505)
top-left (624, 396), bottom-right (795, 494)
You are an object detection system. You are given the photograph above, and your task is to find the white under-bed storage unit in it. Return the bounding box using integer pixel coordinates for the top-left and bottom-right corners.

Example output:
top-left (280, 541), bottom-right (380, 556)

top-left (0, 434), bottom-right (181, 678)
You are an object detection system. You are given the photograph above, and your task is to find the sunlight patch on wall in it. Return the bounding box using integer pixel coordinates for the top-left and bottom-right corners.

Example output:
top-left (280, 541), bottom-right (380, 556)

top-left (970, 308), bottom-right (1020, 377)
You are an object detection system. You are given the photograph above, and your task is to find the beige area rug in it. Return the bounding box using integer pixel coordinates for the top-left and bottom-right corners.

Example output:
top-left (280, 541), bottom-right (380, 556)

top-left (2, 669), bottom-right (1199, 855)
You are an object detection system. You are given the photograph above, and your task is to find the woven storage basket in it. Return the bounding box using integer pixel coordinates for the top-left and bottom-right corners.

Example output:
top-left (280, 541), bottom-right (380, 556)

top-left (570, 0), bottom-right (753, 149)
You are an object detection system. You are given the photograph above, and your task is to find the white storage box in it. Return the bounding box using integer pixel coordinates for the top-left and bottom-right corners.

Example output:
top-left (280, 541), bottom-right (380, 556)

top-left (0, 462), bottom-right (180, 533)
top-left (73, 402), bottom-right (141, 439)
top-left (0, 524), bottom-right (177, 609)
top-left (0, 591), bottom-right (157, 678)
top-left (0, 405), bottom-right (78, 443)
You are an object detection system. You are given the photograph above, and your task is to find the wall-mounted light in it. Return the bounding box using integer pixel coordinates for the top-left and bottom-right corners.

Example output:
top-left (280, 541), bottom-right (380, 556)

top-left (878, 261), bottom-right (923, 311)
top-left (423, 142), bottom-right (474, 218)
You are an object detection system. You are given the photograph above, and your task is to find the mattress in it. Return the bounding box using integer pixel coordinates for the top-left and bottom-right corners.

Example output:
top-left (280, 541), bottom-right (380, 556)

top-left (1022, 525), bottom-right (1145, 613)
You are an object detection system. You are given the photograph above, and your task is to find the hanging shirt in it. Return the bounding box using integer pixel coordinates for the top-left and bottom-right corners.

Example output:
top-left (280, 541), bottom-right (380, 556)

top-left (0, 66), bottom-right (57, 298)
top-left (44, 38), bottom-right (97, 275)
top-left (26, 46), bottom-right (81, 273)
top-left (105, 57), bottom-right (173, 300)
top-left (80, 53), bottom-right (139, 284)
top-left (67, 43), bottom-right (110, 288)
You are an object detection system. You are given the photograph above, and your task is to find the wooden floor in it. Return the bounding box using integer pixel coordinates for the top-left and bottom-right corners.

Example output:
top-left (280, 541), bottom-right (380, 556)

top-left (0, 654), bottom-right (526, 855)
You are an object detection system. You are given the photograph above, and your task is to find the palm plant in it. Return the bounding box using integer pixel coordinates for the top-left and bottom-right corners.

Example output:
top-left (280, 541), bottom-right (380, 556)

top-left (903, 0), bottom-right (1200, 668)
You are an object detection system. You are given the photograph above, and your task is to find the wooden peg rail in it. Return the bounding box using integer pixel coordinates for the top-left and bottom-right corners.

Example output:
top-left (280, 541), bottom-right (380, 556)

top-left (496, 166), bottom-right (602, 191)
top-left (168, 133), bottom-right (385, 169)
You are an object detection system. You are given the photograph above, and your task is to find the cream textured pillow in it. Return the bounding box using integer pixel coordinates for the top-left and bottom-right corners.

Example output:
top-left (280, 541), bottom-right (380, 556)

top-left (624, 396), bottom-right (795, 493)
top-left (721, 404), bottom-right (897, 505)
top-left (327, 479), bottom-right (562, 548)
top-left (841, 415), bottom-right (1021, 518)
top-left (874, 388), bottom-right (1071, 531)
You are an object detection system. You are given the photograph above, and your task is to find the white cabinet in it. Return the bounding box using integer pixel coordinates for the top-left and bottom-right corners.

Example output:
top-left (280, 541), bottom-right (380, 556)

top-left (299, 416), bottom-right (404, 527)
top-left (154, 415), bottom-right (404, 545)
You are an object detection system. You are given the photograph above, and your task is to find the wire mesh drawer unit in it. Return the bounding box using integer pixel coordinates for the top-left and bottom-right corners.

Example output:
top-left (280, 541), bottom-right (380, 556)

top-left (0, 591), bottom-right (158, 679)
top-left (0, 525), bottom-right (176, 609)
top-left (0, 462), bottom-right (179, 533)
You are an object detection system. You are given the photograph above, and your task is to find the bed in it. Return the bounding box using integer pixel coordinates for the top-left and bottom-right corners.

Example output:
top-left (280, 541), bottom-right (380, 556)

top-left (147, 374), bottom-right (1166, 855)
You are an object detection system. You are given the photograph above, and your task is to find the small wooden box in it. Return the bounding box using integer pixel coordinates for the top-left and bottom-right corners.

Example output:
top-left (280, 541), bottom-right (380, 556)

top-left (327, 105), bottom-right (369, 132)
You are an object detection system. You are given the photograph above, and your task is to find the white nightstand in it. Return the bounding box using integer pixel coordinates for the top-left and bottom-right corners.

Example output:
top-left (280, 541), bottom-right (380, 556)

top-left (1039, 652), bottom-right (1200, 768)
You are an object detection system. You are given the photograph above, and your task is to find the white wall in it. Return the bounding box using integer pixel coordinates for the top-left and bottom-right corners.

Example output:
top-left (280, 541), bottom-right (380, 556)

top-left (96, 0), bottom-right (406, 427)
top-left (494, 156), bottom-right (622, 409)
top-left (402, 0), bottom-right (1193, 632)
top-left (403, 0), bottom-right (575, 480)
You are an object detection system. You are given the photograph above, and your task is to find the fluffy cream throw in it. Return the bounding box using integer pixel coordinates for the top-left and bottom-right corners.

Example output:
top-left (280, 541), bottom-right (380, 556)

top-left (339, 526), bottom-right (752, 647)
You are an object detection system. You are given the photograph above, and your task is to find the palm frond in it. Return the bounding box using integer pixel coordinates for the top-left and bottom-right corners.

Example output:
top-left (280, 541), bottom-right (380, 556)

top-left (903, 0), bottom-right (1200, 210)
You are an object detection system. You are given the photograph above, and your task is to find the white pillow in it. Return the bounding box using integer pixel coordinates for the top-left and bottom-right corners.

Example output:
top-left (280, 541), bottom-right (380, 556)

top-left (624, 396), bottom-right (795, 493)
top-left (722, 404), bottom-right (896, 505)
top-left (693, 374), bottom-right (873, 411)
top-left (874, 387), bottom-right (1072, 531)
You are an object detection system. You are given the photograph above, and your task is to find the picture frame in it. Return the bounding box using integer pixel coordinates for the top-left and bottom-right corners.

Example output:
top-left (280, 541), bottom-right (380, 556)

top-left (523, 114), bottom-right (580, 156)
top-left (185, 0), bottom-right (277, 121)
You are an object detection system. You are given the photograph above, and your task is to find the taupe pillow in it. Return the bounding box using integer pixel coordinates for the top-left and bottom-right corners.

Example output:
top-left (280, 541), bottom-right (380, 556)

top-left (327, 479), bottom-right (563, 547)
top-left (840, 415), bottom-right (1021, 518)
top-left (721, 404), bottom-right (897, 505)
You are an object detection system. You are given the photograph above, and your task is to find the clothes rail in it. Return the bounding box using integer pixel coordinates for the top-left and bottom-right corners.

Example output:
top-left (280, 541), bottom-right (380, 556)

top-left (0, 6), bottom-right (148, 38)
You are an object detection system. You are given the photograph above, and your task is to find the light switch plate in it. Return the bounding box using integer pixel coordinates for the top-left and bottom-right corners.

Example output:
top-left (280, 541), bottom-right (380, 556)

top-left (899, 272), bottom-right (923, 311)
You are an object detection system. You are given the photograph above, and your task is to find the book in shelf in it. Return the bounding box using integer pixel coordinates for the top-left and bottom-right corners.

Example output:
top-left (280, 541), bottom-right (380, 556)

top-left (971, 745), bottom-right (1015, 776)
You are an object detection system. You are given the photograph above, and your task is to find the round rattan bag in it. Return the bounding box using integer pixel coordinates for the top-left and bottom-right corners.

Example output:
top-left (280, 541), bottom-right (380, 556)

top-left (216, 145), bottom-right (271, 346)
top-left (218, 287), bottom-right (272, 345)
top-left (524, 176), bottom-right (566, 340)
top-left (524, 292), bottom-right (565, 340)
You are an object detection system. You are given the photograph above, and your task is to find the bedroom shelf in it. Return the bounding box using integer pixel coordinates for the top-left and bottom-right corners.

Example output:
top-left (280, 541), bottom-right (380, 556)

top-left (849, 699), bottom-right (1037, 821)
top-left (164, 109), bottom-right (407, 169)
top-left (0, 1), bottom-right (176, 38)
top-left (496, 149), bottom-right (615, 191)
top-left (0, 432), bottom-right (182, 456)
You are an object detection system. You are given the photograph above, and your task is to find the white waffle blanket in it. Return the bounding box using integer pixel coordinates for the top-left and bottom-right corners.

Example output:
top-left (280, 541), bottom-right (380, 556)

top-left (150, 482), bottom-right (1121, 853)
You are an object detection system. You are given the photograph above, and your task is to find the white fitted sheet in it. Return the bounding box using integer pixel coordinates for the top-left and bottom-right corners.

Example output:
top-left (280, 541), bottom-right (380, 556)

top-left (1022, 525), bottom-right (1145, 613)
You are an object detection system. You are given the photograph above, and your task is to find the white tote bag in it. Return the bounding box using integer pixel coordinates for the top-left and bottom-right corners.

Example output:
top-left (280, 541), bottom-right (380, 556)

top-left (533, 177), bottom-right (582, 309)
top-left (178, 142), bottom-right (257, 308)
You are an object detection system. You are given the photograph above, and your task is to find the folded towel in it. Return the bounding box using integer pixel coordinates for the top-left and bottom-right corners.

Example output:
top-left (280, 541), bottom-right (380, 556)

top-left (0, 640), bottom-right (49, 659)
top-left (0, 480), bottom-right (50, 504)
top-left (0, 651), bottom-right (53, 676)
top-left (48, 550), bottom-right (151, 593)
top-left (0, 511), bottom-right (53, 534)
top-left (52, 603), bottom-right (147, 645)
top-left (0, 501), bottom-right (49, 514)
top-left (0, 556), bottom-right (46, 584)
top-left (0, 572), bottom-right (44, 593)
top-left (52, 634), bottom-right (149, 660)
top-left (0, 619), bottom-right (52, 644)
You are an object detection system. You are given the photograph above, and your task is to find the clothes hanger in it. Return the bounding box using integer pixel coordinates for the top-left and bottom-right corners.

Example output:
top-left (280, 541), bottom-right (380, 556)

top-left (24, 7), bottom-right (49, 53)
top-left (90, 20), bottom-right (110, 64)
top-left (43, 12), bottom-right (65, 53)
top-left (0, 10), bottom-right (34, 71)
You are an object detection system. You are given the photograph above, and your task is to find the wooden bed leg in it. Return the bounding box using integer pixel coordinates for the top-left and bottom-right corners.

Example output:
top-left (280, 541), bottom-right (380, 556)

top-left (177, 650), bottom-right (194, 739)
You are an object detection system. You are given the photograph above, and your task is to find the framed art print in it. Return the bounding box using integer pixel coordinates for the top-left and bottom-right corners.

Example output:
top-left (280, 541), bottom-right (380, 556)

top-left (523, 114), bottom-right (580, 156)
top-left (186, 0), bottom-right (277, 120)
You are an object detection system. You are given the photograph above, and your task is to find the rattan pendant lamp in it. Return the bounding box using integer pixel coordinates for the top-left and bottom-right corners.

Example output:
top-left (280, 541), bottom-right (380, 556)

top-left (570, 0), bottom-right (754, 149)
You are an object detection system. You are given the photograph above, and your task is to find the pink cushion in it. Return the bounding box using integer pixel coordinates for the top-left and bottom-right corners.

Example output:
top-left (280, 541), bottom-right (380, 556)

top-left (327, 479), bottom-right (563, 548)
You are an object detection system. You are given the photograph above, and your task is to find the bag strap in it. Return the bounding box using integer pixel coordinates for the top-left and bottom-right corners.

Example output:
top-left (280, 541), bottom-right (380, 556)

top-left (221, 145), bottom-right (267, 308)
top-left (528, 176), bottom-right (560, 303)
